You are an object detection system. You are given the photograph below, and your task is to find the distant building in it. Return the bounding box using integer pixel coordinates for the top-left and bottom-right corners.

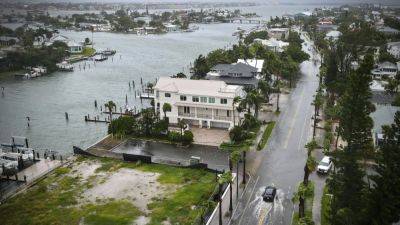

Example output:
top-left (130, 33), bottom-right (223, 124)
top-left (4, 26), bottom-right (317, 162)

top-left (0, 36), bottom-right (19, 46)
top-left (377, 26), bottom-right (400, 35)
top-left (254, 38), bottom-right (289, 53)
top-left (371, 61), bottom-right (398, 79)
top-left (206, 62), bottom-right (259, 87)
top-left (387, 42), bottom-right (400, 59)
top-left (316, 24), bottom-right (338, 32)
top-left (164, 24), bottom-right (179, 32)
top-left (325, 30), bottom-right (342, 41)
top-left (154, 77), bottom-right (243, 129)
top-left (268, 28), bottom-right (289, 40)
top-left (46, 35), bottom-right (83, 54)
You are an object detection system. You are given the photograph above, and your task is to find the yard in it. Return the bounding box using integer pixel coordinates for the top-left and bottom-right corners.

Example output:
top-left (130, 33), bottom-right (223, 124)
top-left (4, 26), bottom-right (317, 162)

top-left (0, 156), bottom-right (217, 225)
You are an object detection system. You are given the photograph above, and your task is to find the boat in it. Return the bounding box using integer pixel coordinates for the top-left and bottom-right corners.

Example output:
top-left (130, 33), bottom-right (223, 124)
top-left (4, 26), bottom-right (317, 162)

top-left (56, 61), bottom-right (74, 71)
top-left (93, 55), bottom-right (108, 61)
top-left (101, 49), bottom-right (116, 56)
top-left (15, 66), bottom-right (47, 79)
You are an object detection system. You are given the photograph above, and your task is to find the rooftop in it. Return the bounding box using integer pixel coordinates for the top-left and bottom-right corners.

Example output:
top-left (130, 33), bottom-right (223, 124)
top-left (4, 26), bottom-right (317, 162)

top-left (154, 77), bottom-right (241, 98)
top-left (237, 59), bottom-right (264, 73)
top-left (209, 62), bottom-right (258, 78)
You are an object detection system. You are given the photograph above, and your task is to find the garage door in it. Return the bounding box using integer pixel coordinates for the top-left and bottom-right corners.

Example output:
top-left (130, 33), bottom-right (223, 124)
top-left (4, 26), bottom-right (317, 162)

top-left (210, 121), bottom-right (230, 129)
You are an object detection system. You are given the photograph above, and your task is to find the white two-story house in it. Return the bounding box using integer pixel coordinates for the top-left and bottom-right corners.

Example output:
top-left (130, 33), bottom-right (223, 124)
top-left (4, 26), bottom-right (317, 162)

top-left (154, 77), bottom-right (244, 130)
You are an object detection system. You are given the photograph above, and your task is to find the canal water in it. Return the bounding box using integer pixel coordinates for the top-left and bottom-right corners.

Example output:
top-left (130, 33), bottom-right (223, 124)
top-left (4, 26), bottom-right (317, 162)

top-left (0, 23), bottom-right (253, 154)
top-left (1, 3), bottom-right (397, 154)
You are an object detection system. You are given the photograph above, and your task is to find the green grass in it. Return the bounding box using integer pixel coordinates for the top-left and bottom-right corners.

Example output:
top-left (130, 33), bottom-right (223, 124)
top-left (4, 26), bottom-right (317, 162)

top-left (82, 47), bottom-right (96, 56)
top-left (292, 182), bottom-right (315, 225)
top-left (321, 186), bottom-right (332, 225)
top-left (0, 156), bottom-right (216, 225)
top-left (257, 121), bottom-right (276, 150)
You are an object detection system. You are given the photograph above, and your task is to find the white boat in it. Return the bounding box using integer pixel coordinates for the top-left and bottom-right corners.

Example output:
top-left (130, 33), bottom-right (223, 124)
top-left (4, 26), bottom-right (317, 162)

top-left (56, 61), bottom-right (74, 71)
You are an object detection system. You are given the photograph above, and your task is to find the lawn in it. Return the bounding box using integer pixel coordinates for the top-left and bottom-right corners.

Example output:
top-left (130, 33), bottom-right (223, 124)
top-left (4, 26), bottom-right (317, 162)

top-left (257, 121), bottom-right (276, 150)
top-left (0, 156), bottom-right (217, 225)
top-left (81, 47), bottom-right (96, 57)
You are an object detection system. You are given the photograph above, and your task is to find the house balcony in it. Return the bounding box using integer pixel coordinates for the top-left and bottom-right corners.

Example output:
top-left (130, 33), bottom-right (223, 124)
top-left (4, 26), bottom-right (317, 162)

top-left (214, 115), bottom-right (233, 121)
top-left (197, 113), bottom-right (213, 119)
top-left (178, 112), bottom-right (196, 118)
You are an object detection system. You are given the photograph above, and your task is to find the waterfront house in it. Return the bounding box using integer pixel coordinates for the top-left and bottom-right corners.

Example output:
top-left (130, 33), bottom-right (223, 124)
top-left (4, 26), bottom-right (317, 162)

top-left (164, 24), bottom-right (180, 32)
top-left (154, 77), bottom-right (244, 129)
top-left (66, 40), bottom-right (83, 54)
top-left (268, 28), bottom-right (289, 40)
top-left (46, 35), bottom-right (83, 54)
top-left (371, 61), bottom-right (398, 79)
top-left (237, 59), bottom-right (264, 74)
top-left (206, 62), bottom-right (259, 87)
top-left (254, 38), bottom-right (289, 53)
top-left (387, 42), bottom-right (400, 59)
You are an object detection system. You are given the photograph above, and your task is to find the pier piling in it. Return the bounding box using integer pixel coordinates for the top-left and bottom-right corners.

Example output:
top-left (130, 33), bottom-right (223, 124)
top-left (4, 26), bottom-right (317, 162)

top-left (65, 112), bottom-right (69, 120)
top-left (94, 100), bottom-right (98, 108)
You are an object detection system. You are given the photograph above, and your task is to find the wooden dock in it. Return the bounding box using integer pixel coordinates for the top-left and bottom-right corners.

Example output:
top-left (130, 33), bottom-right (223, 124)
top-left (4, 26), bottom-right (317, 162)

top-left (84, 115), bottom-right (110, 123)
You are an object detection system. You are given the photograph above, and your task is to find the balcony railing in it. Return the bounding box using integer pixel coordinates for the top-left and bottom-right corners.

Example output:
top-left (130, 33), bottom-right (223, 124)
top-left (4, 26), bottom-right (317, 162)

top-left (214, 115), bottom-right (232, 121)
top-left (197, 113), bottom-right (212, 119)
top-left (178, 112), bottom-right (196, 118)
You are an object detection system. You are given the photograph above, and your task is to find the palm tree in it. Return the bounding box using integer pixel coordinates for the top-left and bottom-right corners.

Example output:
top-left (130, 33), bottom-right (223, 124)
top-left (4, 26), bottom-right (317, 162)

top-left (232, 96), bottom-right (241, 126)
top-left (218, 171), bottom-right (233, 223)
top-left (246, 90), bottom-right (263, 119)
top-left (303, 140), bottom-right (317, 186)
top-left (230, 150), bottom-right (241, 200)
top-left (105, 101), bottom-right (116, 122)
top-left (162, 103), bottom-right (171, 121)
top-left (178, 119), bottom-right (186, 138)
top-left (258, 80), bottom-right (271, 103)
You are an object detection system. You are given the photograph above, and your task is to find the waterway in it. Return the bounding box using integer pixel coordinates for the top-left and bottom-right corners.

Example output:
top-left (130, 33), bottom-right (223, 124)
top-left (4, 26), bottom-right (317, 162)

top-left (0, 22), bottom-right (252, 154)
top-left (1, 3), bottom-right (397, 155)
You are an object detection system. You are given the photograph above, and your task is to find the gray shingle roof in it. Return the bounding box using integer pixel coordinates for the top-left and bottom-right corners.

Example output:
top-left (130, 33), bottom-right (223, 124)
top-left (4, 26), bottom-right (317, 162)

top-left (210, 62), bottom-right (257, 78)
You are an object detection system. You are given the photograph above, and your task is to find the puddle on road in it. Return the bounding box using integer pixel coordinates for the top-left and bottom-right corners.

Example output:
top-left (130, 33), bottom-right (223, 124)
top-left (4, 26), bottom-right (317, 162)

top-left (251, 187), bottom-right (286, 225)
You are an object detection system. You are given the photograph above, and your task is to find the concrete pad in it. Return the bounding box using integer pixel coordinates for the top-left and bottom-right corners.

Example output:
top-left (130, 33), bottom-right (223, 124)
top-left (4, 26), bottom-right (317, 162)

top-left (191, 127), bottom-right (230, 147)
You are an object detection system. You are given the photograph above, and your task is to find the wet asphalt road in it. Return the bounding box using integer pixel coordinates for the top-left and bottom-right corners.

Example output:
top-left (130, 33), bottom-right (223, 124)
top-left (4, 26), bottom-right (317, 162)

top-left (230, 33), bottom-right (320, 225)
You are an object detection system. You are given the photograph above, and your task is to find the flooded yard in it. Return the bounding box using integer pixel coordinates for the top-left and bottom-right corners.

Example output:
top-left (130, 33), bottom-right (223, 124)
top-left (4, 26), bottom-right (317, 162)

top-left (0, 156), bottom-right (217, 225)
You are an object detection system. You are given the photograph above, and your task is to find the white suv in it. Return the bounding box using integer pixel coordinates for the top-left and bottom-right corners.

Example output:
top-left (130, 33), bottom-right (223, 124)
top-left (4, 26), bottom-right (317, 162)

top-left (317, 156), bottom-right (332, 174)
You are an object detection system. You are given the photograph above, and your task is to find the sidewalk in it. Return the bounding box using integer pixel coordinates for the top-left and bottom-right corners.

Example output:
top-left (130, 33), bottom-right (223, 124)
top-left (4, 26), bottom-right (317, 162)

top-left (207, 165), bottom-right (248, 225)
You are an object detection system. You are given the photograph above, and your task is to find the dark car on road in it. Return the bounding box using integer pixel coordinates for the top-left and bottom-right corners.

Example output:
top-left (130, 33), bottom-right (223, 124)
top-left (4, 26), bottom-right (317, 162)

top-left (262, 186), bottom-right (277, 202)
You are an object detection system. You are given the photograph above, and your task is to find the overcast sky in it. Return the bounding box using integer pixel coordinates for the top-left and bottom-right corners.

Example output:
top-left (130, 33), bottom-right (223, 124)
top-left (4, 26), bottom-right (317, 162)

top-left (11, 0), bottom-right (400, 5)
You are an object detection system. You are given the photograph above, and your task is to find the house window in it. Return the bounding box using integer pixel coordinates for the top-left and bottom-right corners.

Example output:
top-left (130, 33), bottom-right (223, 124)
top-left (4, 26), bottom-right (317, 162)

top-left (227, 111), bottom-right (230, 117)
top-left (165, 93), bottom-right (171, 98)
top-left (192, 96), bottom-right (199, 102)
top-left (209, 97), bottom-right (215, 103)
top-left (220, 98), bottom-right (227, 104)
top-left (156, 91), bottom-right (159, 97)
top-left (200, 97), bottom-right (207, 103)
top-left (184, 107), bottom-right (190, 114)
top-left (180, 95), bottom-right (187, 101)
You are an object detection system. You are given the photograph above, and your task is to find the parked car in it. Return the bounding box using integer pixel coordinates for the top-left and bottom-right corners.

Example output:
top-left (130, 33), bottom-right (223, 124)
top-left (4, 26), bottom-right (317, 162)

top-left (262, 186), bottom-right (277, 202)
top-left (317, 156), bottom-right (332, 174)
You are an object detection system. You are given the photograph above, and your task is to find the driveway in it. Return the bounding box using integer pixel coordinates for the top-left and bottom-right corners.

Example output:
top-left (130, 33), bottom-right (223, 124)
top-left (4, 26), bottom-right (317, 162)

top-left (191, 127), bottom-right (230, 147)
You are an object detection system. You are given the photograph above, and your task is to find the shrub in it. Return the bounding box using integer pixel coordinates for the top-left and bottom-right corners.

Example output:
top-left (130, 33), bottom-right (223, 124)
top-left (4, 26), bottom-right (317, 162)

top-left (241, 114), bottom-right (260, 131)
top-left (229, 126), bottom-right (248, 143)
top-left (168, 131), bottom-right (181, 142)
top-left (182, 130), bottom-right (194, 145)
top-left (392, 94), bottom-right (400, 107)
top-left (108, 116), bottom-right (136, 135)
top-left (152, 119), bottom-right (168, 137)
